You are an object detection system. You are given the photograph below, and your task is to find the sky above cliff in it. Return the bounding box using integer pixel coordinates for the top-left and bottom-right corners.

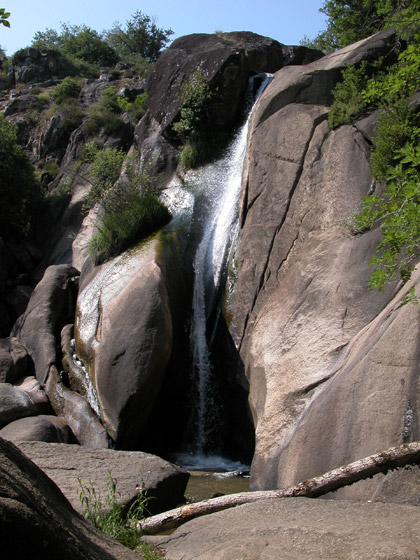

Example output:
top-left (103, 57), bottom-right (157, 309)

top-left (0, 0), bottom-right (327, 55)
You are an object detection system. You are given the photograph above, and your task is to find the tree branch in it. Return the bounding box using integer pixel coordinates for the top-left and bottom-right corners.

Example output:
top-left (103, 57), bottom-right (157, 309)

top-left (140, 441), bottom-right (420, 535)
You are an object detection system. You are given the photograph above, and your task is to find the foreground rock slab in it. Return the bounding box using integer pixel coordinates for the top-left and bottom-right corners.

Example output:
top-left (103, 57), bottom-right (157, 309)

top-left (0, 437), bottom-right (142, 560)
top-left (17, 441), bottom-right (189, 515)
top-left (147, 497), bottom-right (420, 560)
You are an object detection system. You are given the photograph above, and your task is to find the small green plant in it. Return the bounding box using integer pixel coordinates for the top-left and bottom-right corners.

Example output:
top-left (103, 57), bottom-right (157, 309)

top-left (85, 86), bottom-right (125, 136)
top-left (52, 76), bottom-right (82, 104)
top-left (89, 185), bottom-right (171, 264)
top-left (82, 146), bottom-right (125, 212)
top-left (78, 471), bottom-right (154, 550)
top-left (328, 62), bottom-right (370, 129)
top-left (172, 69), bottom-right (215, 168)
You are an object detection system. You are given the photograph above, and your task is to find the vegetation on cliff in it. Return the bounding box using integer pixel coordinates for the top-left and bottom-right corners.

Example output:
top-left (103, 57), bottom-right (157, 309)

top-left (0, 115), bottom-right (43, 238)
top-left (30, 11), bottom-right (173, 78)
top-left (318, 0), bottom-right (420, 293)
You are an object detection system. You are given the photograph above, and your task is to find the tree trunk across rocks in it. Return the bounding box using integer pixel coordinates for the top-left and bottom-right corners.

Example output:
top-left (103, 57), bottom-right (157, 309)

top-left (140, 441), bottom-right (420, 535)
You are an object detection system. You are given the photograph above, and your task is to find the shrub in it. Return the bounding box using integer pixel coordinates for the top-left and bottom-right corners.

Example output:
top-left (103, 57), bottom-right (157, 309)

top-left (172, 70), bottom-right (216, 169)
top-left (57, 98), bottom-right (84, 132)
top-left (328, 63), bottom-right (369, 129)
top-left (83, 146), bottom-right (125, 211)
top-left (85, 86), bottom-right (124, 136)
top-left (0, 115), bottom-right (43, 238)
top-left (172, 70), bottom-right (213, 143)
top-left (116, 92), bottom-right (147, 123)
top-left (344, 40), bottom-right (420, 293)
top-left (52, 76), bottom-right (82, 104)
top-left (89, 185), bottom-right (171, 264)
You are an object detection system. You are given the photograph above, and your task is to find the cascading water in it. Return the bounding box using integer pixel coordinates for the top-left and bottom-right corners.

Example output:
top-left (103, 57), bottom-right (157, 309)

top-left (178, 73), bottom-right (273, 470)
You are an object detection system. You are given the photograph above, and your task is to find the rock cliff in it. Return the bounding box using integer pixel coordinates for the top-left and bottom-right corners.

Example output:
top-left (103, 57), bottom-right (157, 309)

top-left (230, 27), bottom-right (420, 497)
top-left (1, 27), bottom-right (419, 510)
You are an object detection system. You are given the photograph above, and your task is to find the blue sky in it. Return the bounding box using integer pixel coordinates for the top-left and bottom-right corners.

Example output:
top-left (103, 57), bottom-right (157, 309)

top-left (0, 1), bottom-right (327, 55)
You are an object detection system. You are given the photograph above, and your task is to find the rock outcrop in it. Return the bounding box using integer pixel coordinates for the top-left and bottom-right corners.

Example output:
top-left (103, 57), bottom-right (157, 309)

top-left (0, 377), bottom-right (50, 428)
top-left (75, 239), bottom-right (173, 448)
top-left (0, 337), bottom-right (29, 383)
top-left (0, 414), bottom-right (70, 443)
top-left (0, 437), bottom-right (141, 560)
top-left (12, 264), bottom-right (79, 384)
top-left (147, 497), bottom-right (420, 559)
top-left (136, 32), bottom-right (322, 179)
top-left (16, 440), bottom-right (189, 515)
top-left (229, 27), bottom-right (420, 495)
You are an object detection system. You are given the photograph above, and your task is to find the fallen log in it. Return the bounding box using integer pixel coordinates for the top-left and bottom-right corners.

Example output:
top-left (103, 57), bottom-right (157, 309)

top-left (140, 441), bottom-right (420, 535)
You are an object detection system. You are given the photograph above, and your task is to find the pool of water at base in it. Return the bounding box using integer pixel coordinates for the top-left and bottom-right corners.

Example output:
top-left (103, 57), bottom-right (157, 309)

top-left (172, 453), bottom-right (251, 503)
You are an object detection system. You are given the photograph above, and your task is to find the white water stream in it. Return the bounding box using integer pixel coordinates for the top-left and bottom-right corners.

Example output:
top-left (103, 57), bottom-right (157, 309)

top-left (184, 73), bottom-right (273, 467)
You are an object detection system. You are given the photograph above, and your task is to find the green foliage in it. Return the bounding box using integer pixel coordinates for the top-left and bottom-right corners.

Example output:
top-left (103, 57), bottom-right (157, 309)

top-left (173, 70), bottom-right (213, 142)
top-left (0, 114), bottom-right (43, 238)
top-left (86, 147), bottom-right (170, 263)
top-left (354, 120), bottom-right (420, 291)
top-left (362, 43), bottom-right (420, 106)
top-left (78, 471), bottom-right (152, 550)
top-left (105, 10), bottom-right (173, 63)
top-left (85, 86), bottom-right (124, 136)
top-left (339, 35), bottom-right (420, 292)
top-left (172, 70), bottom-right (215, 169)
top-left (116, 92), bottom-right (147, 122)
top-left (305, 0), bottom-right (420, 53)
top-left (89, 187), bottom-right (171, 264)
top-left (83, 146), bottom-right (125, 211)
top-left (52, 76), bottom-right (81, 104)
top-left (0, 8), bottom-right (10, 28)
top-left (33, 23), bottom-right (119, 68)
top-left (328, 62), bottom-right (369, 128)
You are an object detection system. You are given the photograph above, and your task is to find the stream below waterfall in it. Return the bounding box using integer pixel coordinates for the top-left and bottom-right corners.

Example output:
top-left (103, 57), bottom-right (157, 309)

top-left (165, 73), bottom-right (273, 472)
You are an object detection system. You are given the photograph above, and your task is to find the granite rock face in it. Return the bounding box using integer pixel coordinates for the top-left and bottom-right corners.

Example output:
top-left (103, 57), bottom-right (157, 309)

top-left (17, 440), bottom-right (189, 515)
top-left (12, 264), bottom-right (79, 385)
top-left (0, 437), bottom-right (142, 560)
top-left (148, 497), bottom-right (420, 560)
top-left (229, 28), bottom-right (418, 494)
top-left (75, 240), bottom-right (172, 448)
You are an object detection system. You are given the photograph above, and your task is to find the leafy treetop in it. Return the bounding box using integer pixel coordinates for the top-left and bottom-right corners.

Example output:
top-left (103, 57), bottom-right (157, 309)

top-left (105, 10), bottom-right (173, 63)
top-left (303, 0), bottom-right (420, 52)
top-left (0, 8), bottom-right (10, 28)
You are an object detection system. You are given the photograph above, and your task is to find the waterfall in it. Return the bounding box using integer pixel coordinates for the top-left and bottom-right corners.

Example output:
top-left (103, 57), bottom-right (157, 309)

top-left (182, 73), bottom-right (273, 468)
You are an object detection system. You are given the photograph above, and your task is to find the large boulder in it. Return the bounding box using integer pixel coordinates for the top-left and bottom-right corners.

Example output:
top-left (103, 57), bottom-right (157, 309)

top-left (229, 28), bottom-right (408, 493)
top-left (0, 437), bottom-right (141, 560)
top-left (0, 414), bottom-right (70, 443)
top-left (135, 32), bottom-right (322, 179)
top-left (12, 264), bottom-right (79, 385)
top-left (17, 440), bottom-right (189, 515)
top-left (0, 377), bottom-right (50, 428)
top-left (45, 366), bottom-right (110, 448)
top-left (0, 337), bottom-right (30, 383)
top-left (75, 239), bottom-right (172, 448)
top-left (10, 48), bottom-right (63, 86)
top-left (271, 271), bottom-right (420, 499)
top-left (148, 497), bottom-right (420, 559)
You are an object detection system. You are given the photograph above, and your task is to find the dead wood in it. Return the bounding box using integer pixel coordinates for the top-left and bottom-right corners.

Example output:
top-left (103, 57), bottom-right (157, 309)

top-left (140, 441), bottom-right (420, 535)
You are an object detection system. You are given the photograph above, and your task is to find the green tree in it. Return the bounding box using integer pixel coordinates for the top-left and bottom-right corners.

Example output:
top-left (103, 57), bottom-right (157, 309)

top-left (0, 8), bottom-right (10, 28)
top-left (32, 23), bottom-right (119, 67)
top-left (306, 0), bottom-right (420, 52)
top-left (105, 10), bottom-right (173, 63)
top-left (0, 115), bottom-right (42, 237)
top-left (32, 27), bottom-right (60, 50)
